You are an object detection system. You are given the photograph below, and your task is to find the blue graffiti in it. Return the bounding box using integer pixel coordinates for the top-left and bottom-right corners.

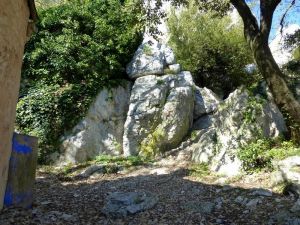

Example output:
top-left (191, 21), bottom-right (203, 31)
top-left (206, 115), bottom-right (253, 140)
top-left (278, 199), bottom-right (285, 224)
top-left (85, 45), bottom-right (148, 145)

top-left (12, 133), bottom-right (32, 154)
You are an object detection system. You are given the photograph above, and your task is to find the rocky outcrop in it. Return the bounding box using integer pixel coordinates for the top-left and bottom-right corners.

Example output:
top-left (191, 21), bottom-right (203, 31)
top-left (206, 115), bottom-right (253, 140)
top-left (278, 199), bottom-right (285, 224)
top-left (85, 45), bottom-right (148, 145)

top-left (126, 41), bottom-right (177, 79)
top-left (58, 83), bottom-right (131, 163)
top-left (57, 41), bottom-right (291, 179)
top-left (190, 87), bottom-right (287, 176)
top-left (123, 72), bottom-right (195, 157)
top-left (194, 87), bottom-right (221, 120)
top-left (271, 156), bottom-right (300, 197)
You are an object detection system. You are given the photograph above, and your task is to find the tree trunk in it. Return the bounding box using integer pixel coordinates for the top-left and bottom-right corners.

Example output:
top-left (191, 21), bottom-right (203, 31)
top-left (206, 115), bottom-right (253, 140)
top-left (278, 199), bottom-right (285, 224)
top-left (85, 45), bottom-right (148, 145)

top-left (0, 0), bottom-right (30, 210)
top-left (230, 0), bottom-right (300, 139)
top-left (252, 37), bottom-right (300, 138)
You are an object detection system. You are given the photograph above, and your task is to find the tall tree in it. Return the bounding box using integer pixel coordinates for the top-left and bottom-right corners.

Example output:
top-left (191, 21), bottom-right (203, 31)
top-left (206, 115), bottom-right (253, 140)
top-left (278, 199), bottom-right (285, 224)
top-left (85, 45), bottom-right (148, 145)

top-left (151, 0), bottom-right (300, 137)
top-left (230, 0), bottom-right (300, 138)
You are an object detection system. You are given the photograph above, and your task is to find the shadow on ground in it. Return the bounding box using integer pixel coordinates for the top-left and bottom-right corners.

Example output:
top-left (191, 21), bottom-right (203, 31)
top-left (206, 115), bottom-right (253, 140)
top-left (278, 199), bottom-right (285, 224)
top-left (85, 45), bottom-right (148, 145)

top-left (0, 168), bottom-right (298, 225)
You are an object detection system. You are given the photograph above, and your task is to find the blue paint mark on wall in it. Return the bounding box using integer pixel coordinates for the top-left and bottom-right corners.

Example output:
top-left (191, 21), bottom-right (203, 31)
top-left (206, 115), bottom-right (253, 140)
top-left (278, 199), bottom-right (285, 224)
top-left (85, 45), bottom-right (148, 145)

top-left (4, 185), bottom-right (33, 209)
top-left (9, 156), bottom-right (18, 171)
top-left (12, 133), bottom-right (32, 154)
top-left (4, 185), bottom-right (13, 206)
top-left (4, 133), bottom-right (38, 209)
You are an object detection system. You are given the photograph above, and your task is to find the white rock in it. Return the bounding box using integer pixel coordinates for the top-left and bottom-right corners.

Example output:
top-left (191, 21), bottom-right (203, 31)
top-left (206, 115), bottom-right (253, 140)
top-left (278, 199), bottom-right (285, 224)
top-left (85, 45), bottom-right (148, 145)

top-left (123, 72), bottom-right (194, 156)
top-left (126, 41), bottom-right (165, 79)
top-left (126, 41), bottom-right (178, 79)
top-left (194, 87), bottom-right (222, 120)
top-left (273, 156), bottom-right (300, 190)
top-left (59, 83), bottom-right (131, 163)
top-left (161, 44), bottom-right (176, 65)
top-left (250, 188), bottom-right (273, 197)
top-left (165, 64), bottom-right (181, 74)
top-left (189, 87), bottom-right (287, 176)
top-left (246, 198), bottom-right (262, 208)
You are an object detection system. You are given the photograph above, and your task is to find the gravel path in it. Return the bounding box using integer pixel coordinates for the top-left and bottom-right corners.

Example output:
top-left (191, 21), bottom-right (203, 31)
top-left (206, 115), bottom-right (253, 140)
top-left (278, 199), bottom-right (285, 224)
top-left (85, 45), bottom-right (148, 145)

top-left (0, 162), bottom-right (298, 225)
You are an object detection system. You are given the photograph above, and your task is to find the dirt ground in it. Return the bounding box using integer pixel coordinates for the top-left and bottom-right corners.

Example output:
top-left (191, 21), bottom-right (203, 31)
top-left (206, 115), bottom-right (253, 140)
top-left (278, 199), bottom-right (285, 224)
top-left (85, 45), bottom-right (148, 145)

top-left (0, 159), bottom-right (298, 225)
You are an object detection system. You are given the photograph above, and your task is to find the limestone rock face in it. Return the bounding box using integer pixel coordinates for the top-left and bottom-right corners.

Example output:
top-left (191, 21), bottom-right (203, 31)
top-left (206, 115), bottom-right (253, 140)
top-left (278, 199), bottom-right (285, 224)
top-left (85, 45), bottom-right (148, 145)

top-left (190, 88), bottom-right (287, 176)
top-left (194, 87), bottom-right (221, 120)
top-left (272, 156), bottom-right (300, 196)
top-left (123, 72), bottom-right (194, 157)
top-left (161, 44), bottom-right (176, 65)
top-left (59, 83), bottom-right (131, 163)
top-left (126, 41), bottom-right (177, 79)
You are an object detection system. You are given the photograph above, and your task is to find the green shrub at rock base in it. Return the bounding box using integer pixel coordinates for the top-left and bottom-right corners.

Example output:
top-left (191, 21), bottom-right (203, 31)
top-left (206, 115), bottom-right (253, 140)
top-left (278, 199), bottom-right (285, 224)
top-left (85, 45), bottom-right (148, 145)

top-left (16, 0), bottom-right (144, 163)
top-left (237, 139), bottom-right (274, 173)
top-left (139, 127), bottom-right (165, 158)
top-left (188, 163), bottom-right (210, 179)
top-left (238, 138), bottom-right (300, 173)
top-left (94, 155), bottom-right (152, 167)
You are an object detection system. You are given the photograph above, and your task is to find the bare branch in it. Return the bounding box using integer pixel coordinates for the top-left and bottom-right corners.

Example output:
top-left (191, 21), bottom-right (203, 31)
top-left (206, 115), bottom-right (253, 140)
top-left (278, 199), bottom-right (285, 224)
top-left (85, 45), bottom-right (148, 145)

top-left (279, 0), bottom-right (296, 35)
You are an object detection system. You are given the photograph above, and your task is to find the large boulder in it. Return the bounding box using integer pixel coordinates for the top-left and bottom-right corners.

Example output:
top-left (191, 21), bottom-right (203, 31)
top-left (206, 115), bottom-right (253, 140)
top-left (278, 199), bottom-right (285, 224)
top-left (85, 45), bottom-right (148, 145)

top-left (126, 41), bottom-right (177, 79)
top-left (58, 82), bottom-right (131, 163)
top-left (190, 87), bottom-right (287, 176)
top-left (123, 72), bottom-right (194, 157)
top-left (194, 87), bottom-right (221, 120)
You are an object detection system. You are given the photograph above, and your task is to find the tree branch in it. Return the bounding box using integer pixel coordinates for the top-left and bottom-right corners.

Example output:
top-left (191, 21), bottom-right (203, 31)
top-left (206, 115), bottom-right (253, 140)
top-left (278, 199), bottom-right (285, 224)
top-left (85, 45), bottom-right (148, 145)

top-left (28, 0), bottom-right (38, 22)
top-left (260, 0), bottom-right (281, 42)
top-left (230, 0), bottom-right (259, 41)
top-left (279, 0), bottom-right (296, 35)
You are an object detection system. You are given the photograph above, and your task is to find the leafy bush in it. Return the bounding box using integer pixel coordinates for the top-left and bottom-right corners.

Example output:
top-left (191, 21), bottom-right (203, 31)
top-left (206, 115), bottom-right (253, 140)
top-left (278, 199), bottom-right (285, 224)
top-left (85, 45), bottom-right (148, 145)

top-left (285, 28), bottom-right (300, 61)
top-left (237, 138), bottom-right (300, 173)
top-left (167, 0), bottom-right (256, 98)
top-left (283, 28), bottom-right (300, 78)
top-left (16, 0), bottom-right (144, 163)
top-left (188, 163), bottom-right (210, 179)
top-left (237, 139), bottom-right (274, 173)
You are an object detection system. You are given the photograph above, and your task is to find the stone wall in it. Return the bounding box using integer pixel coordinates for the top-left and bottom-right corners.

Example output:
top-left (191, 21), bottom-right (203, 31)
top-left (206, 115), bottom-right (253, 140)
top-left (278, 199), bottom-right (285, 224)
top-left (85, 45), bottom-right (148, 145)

top-left (0, 0), bottom-right (31, 210)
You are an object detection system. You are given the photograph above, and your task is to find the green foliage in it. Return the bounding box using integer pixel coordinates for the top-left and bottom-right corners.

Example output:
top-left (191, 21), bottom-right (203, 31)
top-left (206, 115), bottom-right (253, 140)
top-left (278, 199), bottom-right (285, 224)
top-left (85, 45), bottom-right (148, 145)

top-left (139, 127), bottom-right (165, 158)
top-left (238, 138), bottom-right (300, 173)
top-left (143, 44), bottom-right (153, 56)
top-left (267, 141), bottom-right (300, 160)
top-left (16, 0), bottom-right (144, 163)
top-left (283, 29), bottom-right (300, 76)
top-left (167, 0), bottom-right (255, 97)
top-left (285, 29), bottom-right (300, 57)
top-left (94, 155), bottom-right (151, 167)
top-left (188, 163), bottom-right (210, 179)
top-left (190, 130), bottom-right (199, 141)
top-left (35, 0), bottom-right (66, 9)
top-left (237, 139), bottom-right (273, 173)
top-left (243, 95), bottom-right (265, 124)
top-left (42, 154), bottom-right (152, 179)
top-left (156, 79), bottom-right (165, 85)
